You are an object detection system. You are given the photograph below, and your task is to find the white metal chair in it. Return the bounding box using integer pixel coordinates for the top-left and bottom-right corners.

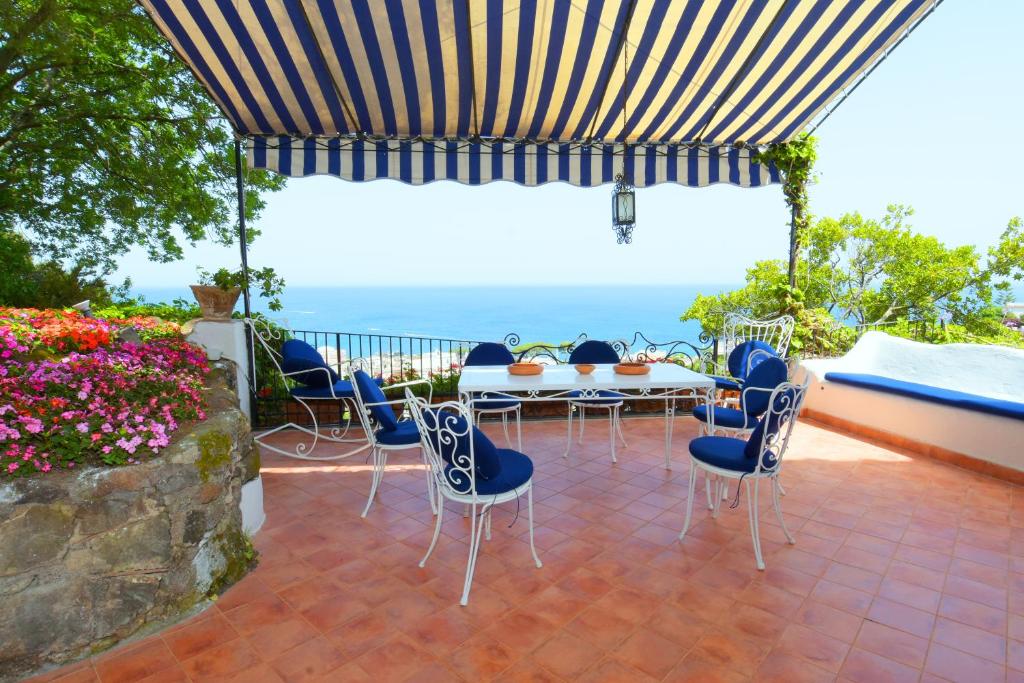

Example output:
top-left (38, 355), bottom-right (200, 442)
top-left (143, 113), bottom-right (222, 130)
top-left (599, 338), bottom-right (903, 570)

top-left (406, 391), bottom-right (542, 606)
top-left (680, 378), bottom-right (809, 570)
top-left (348, 360), bottom-right (436, 518)
top-left (563, 340), bottom-right (627, 462)
top-left (463, 342), bottom-right (522, 450)
top-left (248, 319), bottom-right (368, 460)
top-left (721, 312), bottom-right (796, 360)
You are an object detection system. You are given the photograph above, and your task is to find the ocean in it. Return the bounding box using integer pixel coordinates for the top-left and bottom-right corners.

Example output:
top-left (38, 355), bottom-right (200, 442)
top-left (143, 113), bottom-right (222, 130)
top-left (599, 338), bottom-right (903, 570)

top-left (133, 284), bottom-right (732, 345)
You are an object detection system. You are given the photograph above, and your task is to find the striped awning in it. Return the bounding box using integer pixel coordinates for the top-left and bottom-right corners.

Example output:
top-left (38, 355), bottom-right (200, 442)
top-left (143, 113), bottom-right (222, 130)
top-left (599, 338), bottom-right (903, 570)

top-left (142, 0), bottom-right (937, 188)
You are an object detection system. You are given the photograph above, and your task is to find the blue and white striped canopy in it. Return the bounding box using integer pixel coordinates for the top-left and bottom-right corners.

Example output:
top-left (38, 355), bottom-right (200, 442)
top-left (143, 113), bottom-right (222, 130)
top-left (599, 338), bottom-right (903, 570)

top-left (142, 0), bottom-right (937, 188)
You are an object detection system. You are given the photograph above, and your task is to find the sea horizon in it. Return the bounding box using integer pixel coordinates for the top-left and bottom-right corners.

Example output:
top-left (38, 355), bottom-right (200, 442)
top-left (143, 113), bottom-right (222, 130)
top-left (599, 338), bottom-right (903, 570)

top-left (133, 283), bottom-right (737, 345)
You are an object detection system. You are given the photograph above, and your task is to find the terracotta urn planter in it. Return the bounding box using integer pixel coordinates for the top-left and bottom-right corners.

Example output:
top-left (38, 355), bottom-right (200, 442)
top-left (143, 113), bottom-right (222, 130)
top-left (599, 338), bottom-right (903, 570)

top-left (190, 285), bottom-right (241, 320)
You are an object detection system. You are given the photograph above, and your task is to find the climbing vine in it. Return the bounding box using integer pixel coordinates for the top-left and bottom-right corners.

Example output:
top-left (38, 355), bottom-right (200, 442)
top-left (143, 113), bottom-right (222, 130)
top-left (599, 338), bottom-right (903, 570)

top-left (754, 135), bottom-right (818, 287)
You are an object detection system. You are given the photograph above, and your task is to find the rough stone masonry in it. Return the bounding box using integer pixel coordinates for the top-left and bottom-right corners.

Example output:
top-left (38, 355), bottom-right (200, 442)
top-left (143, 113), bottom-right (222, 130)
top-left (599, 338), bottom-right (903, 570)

top-left (0, 365), bottom-right (261, 682)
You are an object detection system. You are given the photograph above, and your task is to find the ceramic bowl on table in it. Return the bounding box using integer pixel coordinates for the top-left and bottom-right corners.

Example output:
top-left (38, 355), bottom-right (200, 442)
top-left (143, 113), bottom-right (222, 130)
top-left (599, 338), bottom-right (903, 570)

top-left (613, 362), bottom-right (650, 376)
top-left (508, 362), bottom-right (543, 376)
top-left (574, 364), bottom-right (595, 375)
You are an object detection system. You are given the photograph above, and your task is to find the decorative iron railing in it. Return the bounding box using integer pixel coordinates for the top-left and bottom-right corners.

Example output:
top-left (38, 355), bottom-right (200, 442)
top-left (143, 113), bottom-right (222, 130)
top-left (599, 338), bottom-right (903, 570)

top-left (253, 329), bottom-right (717, 429)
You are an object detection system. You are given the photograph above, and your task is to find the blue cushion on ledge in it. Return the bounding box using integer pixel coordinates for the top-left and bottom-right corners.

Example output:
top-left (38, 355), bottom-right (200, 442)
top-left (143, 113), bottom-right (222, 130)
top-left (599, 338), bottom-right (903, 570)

top-left (445, 448), bottom-right (533, 495)
top-left (290, 376), bottom-right (383, 400)
top-left (568, 389), bottom-right (627, 405)
top-left (689, 436), bottom-right (776, 473)
top-left (824, 373), bottom-right (1024, 422)
top-left (375, 420), bottom-right (421, 446)
top-left (692, 405), bottom-right (754, 430)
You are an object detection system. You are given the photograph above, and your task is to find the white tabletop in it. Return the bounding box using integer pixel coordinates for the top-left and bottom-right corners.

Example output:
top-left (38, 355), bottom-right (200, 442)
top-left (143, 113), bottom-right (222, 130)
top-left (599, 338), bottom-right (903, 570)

top-left (458, 363), bottom-right (714, 394)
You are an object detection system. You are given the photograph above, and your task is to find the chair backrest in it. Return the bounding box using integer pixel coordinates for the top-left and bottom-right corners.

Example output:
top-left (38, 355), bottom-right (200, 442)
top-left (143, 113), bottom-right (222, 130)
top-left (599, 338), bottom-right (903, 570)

top-left (740, 357), bottom-right (789, 416)
top-left (406, 394), bottom-right (496, 499)
top-left (744, 378), bottom-right (809, 472)
top-left (726, 339), bottom-right (777, 381)
top-left (465, 342), bottom-right (515, 366)
top-left (349, 364), bottom-right (399, 436)
top-left (280, 339), bottom-right (340, 388)
top-left (722, 313), bottom-right (796, 360)
top-left (568, 340), bottom-right (620, 364)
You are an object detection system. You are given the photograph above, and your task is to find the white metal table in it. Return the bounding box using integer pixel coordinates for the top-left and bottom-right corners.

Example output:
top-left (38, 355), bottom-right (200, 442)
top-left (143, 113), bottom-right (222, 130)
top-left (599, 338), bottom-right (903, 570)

top-left (458, 363), bottom-right (715, 469)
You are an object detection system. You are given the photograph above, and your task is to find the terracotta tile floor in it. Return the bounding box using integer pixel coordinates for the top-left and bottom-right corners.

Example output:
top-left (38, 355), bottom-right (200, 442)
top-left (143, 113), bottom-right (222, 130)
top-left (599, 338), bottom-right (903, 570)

top-left (29, 415), bottom-right (1024, 682)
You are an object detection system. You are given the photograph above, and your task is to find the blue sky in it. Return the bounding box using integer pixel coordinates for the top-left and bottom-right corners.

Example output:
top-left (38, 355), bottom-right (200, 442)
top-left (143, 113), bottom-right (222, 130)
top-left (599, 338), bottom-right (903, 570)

top-left (118, 0), bottom-right (1023, 289)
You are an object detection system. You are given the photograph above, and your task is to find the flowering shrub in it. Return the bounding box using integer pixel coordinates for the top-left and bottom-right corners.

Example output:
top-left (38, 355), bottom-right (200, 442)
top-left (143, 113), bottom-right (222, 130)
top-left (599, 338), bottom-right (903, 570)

top-left (0, 309), bottom-right (207, 478)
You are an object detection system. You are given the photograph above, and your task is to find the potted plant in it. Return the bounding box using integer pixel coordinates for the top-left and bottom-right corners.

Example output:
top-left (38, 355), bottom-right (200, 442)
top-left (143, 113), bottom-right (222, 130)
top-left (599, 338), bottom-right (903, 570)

top-left (191, 266), bottom-right (285, 320)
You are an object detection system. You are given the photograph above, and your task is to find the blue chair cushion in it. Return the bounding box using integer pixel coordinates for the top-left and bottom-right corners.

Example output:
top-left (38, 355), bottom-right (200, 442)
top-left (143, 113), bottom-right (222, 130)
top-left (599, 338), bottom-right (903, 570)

top-left (421, 410), bottom-right (502, 480)
top-left (741, 357), bottom-right (789, 415)
top-left (289, 376), bottom-right (383, 400)
top-left (824, 373), bottom-right (1024, 422)
top-left (353, 369), bottom-right (399, 432)
top-left (690, 436), bottom-right (775, 473)
top-left (713, 376), bottom-right (742, 392)
top-left (472, 392), bottom-right (520, 410)
top-left (692, 405), bottom-right (753, 430)
top-left (445, 448), bottom-right (533, 495)
top-left (281, 339), bottom-right (340, 388)
top-left (568, 340), bottom-right (621, 364)
top-left (568, 389), bottom-right (626, 405)
top-left (465, 342), bottom-right (515, 366)
top-left (374, 420), bottom-right (422, 446)
top-left (727, 340), bottom-right (776, 381)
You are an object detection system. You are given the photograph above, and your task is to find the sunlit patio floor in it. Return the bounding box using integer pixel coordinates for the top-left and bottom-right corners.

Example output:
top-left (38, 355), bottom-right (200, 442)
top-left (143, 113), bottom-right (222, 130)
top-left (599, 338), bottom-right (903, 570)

top-left (30, 415), bottom-right (1024, 683)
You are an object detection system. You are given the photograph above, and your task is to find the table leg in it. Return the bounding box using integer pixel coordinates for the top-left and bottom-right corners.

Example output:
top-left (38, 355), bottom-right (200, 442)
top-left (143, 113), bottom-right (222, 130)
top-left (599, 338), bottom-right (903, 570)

top-left (664, 397), bottom-right (676, 469)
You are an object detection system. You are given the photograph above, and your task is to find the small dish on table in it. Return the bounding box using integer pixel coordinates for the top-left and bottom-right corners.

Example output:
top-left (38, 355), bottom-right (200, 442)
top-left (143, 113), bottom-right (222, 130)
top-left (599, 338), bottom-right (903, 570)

top-left (574, 364), bottom-right (595, 375)
top-left (508, 362), bottom-right (543, 376)
top-left (613, 362), bottom-right (650, 376)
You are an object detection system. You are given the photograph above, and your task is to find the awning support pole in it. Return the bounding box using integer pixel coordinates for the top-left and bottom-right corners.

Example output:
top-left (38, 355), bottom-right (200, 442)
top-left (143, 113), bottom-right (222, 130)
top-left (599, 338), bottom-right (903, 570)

top-left (234, 139), bottom-right (258, 427)
top-left (787, 202), bottom-right (798, 289)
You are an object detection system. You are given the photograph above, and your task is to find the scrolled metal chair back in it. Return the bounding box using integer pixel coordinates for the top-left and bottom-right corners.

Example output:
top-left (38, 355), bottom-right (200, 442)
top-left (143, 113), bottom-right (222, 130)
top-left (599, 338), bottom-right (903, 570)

top-left (406, 393), bottom-right (477, 498)
top-left (752, 378), bottom-right (809, 474)
top-left (723, 313), bottom-right (796, 359)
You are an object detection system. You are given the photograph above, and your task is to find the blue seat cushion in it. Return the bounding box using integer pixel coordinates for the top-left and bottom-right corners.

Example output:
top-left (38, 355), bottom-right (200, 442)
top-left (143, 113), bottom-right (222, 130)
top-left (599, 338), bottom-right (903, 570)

top-left (692, 405), bottom-right (754, 430)
top-left (568, 389), bottom-right (627, 405)
top-left (824, 373), bottom-right (1024, 422)
top-left (465, 342), bottom-right (515, 366)
top-left (353, 369), bottom-right (399, 432)
top-left (281, 339), bottom-right (340, 388)
top-left (689, 436), bottom-right (775, 473)
top-left (375, 420), bottom-right (422, 446)
top-left (471, 392), bottom-right (520, 410)
top-left (290, 376), bottom-right (382, 400)
top-left (713, 376), bottom-right (741, 392)
top-left (445, 448), bottom-right (533, 495)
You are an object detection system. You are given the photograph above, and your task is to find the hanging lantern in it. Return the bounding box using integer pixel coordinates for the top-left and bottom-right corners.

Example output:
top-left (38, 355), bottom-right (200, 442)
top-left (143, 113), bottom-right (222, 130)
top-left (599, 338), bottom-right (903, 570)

top-left (611, 173), bottom-right (636, 244)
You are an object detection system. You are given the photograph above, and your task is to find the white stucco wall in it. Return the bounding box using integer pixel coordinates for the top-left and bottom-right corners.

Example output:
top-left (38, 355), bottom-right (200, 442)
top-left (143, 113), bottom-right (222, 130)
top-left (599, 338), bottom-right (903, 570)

top-left (799, 333), bottom-right (1024, 472)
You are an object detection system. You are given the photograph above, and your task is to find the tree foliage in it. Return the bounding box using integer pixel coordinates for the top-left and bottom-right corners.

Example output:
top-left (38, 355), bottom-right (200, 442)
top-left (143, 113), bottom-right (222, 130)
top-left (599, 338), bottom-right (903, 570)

top-left (0, 0), bottom-right (285, 273)
top-left (755, 135), bottom-right (818, 286)
top-left (683, 207), bottom-right (1024, 355)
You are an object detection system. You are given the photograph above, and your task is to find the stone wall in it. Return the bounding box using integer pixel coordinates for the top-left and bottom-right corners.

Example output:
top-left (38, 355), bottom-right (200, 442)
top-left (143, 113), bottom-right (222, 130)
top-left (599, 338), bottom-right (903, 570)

top-left (0, 364), bottom-right (260, 682)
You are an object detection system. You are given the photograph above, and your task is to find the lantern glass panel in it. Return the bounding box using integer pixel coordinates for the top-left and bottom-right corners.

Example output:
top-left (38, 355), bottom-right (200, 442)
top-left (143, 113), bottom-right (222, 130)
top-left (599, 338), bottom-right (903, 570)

top-left (615, 191), bottom-right (635, 224)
